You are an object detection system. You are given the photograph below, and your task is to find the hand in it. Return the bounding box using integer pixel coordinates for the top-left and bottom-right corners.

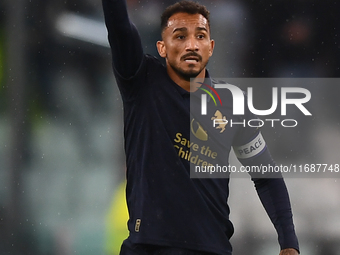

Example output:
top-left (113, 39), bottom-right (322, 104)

top-left (279, 248), bottom-right (299, 255)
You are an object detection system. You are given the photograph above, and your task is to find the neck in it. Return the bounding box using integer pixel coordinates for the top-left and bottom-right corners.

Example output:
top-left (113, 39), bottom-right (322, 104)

top-left (167, 67), bottom-right (206, 92)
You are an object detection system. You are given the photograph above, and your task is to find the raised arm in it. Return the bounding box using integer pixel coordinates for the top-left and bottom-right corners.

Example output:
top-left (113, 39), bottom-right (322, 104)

top-left (102, 0), bottom-right (143, 79)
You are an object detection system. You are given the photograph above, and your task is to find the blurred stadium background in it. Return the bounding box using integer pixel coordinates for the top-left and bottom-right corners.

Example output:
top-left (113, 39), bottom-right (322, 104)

top-left (0, 0), bottom-right (340, 254)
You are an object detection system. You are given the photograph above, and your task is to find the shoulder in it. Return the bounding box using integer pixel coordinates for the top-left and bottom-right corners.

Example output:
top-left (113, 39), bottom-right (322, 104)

top-left (144, 54), bottom-right (165, 70)
top-left (115, 54), bottom-right (165, 82)
top-left (115, 54), bottom-right (167, 100)
top-left (135, 54), bottom-right (165, 78)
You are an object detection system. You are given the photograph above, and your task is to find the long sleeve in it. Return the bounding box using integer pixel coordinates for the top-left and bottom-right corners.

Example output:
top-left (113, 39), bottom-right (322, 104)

top-left (102, 0), bottom-right (144, 79)
top-left (253, 177), bottom-right (299, 253)
top-left (238, 146), bottom-right (300, 252)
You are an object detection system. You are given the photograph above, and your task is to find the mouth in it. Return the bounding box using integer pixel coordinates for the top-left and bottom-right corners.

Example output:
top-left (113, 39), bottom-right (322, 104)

top-left (184, 58), bottom-right (199, 64)
top-left (181, 53), bottom-right (202, 63)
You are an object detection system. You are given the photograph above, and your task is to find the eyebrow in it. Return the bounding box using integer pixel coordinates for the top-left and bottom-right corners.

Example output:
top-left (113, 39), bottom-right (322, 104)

top-left (172, 27), bottom-right (208, 34)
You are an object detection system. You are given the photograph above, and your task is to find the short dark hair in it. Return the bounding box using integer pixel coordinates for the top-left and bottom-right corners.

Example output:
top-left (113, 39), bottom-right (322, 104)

top-left (160, 1), bottom-right (210, 33)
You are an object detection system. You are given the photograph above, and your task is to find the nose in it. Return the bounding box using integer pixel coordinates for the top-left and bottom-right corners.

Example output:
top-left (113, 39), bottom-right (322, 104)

top-left (185, 36), bottom-right (199, 51)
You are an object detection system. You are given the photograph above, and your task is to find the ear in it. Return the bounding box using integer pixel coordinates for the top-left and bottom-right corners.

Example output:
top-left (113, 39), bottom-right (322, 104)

top-left (209, 39), bottom-right (215, 57)
top-left (157, 40), bottom-right (167, 58)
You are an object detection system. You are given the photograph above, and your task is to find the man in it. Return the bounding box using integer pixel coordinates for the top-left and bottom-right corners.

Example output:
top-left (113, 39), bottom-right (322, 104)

top-left (102, 0), bottom-right (300, 254)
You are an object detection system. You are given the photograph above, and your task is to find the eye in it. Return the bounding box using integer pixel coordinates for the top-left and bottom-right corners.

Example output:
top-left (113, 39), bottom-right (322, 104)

top-left (177, 35), bottom-right (185, 40)
top-left (197, 34), bottom-right (205, 39)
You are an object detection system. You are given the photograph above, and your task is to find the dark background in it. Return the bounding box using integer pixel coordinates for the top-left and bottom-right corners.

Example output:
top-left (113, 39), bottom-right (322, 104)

top-left (0, 0), bottom-right (340, 254)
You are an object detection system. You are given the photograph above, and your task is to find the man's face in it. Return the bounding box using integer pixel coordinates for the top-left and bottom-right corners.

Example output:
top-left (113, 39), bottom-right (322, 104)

top-left (157, 12), bottom-right (214, 80)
